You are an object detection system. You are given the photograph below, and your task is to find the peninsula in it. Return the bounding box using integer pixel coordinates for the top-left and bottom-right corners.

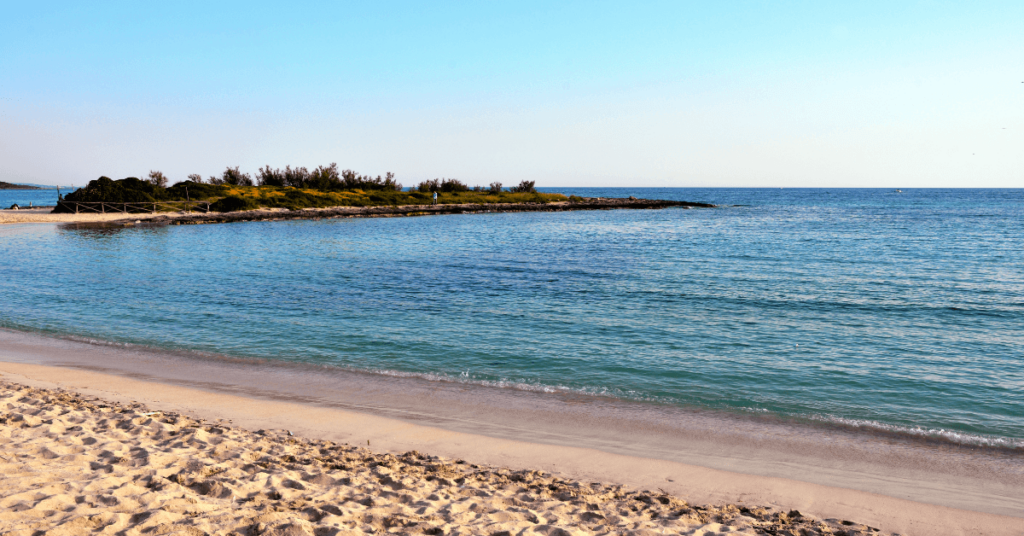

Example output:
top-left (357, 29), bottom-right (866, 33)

top-left (38, 167), bottom-right (715, 225)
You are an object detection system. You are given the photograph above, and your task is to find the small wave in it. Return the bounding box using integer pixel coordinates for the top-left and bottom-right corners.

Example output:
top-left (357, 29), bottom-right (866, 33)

top-left (5, 325), bottom-right (1022, 453)
top-left (809, 414), bottom-right (1024, 450)
top-left (367, 367), bottom-right (655, 402)
top-left (370, 366), bottom-right (1024, 452)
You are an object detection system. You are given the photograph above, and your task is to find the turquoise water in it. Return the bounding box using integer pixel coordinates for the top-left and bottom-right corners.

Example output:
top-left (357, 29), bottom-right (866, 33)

top-left (1, 188), bottom-right (1022, 447)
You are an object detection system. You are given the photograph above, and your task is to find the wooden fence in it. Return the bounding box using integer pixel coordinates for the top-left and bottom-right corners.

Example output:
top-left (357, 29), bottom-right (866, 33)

top-left (56, 201), bottom-right (212, 214)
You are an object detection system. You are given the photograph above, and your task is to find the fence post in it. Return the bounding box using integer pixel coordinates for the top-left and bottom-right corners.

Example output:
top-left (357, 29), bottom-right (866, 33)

top-left (101, 203), bottom-right (105, 214)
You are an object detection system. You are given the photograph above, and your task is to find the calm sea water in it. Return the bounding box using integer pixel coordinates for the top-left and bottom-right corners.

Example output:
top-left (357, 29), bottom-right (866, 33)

top-left (0, 187), bottom-right (73, 208)
top-left (1, 188), bottom-right (1022, 447)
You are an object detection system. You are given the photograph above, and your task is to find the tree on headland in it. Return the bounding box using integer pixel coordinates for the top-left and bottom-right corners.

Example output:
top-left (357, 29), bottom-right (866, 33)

top-left (283, 166), bottom-right (311, 188)
top-left (340, 168), bottom-right (402, 191)
top-left (508, 180), bottom-right (537, 193)
top-left (256, 164), bottom-right (401, 191)
top-left (257, 166), bottom-right (286, 187)
top-left (210, 166), bottom-right (253, 186)
top-left (147, 171), bottom-right (168, 188)
top-left (416, 179), bottom-right (439, 193)
top-left (417, 178), bottom-right (468, 193)
top-left (257, 165), bottom-right (311, 188)
top-left (187, 174), bottom-right (204, 184)
top-left (309, 163), bottom-right (341, 190)
top-left (489, 181), bottom-right (502, 194)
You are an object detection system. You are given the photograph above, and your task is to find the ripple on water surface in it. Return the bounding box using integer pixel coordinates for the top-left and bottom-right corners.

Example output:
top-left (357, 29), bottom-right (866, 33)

top-left (0, 188), bottom-right (1022, 448)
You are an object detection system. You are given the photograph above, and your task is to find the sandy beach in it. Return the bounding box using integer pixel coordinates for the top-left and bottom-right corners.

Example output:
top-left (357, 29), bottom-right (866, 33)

top-left (0, 208), bottom-right (171, 225)
top-left (1, 354), bottom-right (1020, 536)
top-left (0, 374), bottom-right (873, 536)
top-left (5, 3), bottom-right (1019, 534)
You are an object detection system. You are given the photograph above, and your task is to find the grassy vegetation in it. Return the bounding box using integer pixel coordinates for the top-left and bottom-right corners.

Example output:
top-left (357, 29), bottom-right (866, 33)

top-left (54, 172), bottom-right (566, 213)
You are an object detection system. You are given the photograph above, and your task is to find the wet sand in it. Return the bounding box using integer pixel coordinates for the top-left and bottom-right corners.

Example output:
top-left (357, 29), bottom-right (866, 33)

top-left (1, 331), bottom-right (1021, 535)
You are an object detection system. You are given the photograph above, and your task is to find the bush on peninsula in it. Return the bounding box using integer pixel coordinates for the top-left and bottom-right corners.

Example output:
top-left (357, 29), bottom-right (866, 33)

top-left (54, 165), bottom-right (566, 214)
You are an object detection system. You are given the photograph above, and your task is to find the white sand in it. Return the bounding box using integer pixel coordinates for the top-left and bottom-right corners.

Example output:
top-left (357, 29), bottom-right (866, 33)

top-left (0, 208), bottom-right (170, 224)
top-left (1, 362), bottom-right (1020, 536)
top-left (1, 377), bottom-right (874, 536)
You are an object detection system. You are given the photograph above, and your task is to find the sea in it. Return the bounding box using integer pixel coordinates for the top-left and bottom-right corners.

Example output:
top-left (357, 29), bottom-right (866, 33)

top-left (0, 187), bottom-right (73, 209)
top-left (1, 188), bottom-right (1022, 453)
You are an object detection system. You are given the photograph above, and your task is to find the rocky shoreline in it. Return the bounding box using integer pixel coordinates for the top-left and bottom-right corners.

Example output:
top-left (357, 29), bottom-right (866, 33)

top-left (127, 198), bottom-right (716, 226)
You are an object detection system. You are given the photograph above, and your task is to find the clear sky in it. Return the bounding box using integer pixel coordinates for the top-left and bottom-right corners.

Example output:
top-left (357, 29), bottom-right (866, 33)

top-left (1, 1), bottom-right (1021, 187)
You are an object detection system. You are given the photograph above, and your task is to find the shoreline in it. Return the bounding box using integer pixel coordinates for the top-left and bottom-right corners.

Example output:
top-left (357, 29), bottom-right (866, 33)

top-left (0, 197), bottom-right (714, 225)
top-left (0, 207), bottom-right (170, 225)
top-left (1, 330), bottom-right (1021, 535)
top-left (0, 373), bottom-right (895, 536)
top-left (4, 364), bottom-right (1019, 536)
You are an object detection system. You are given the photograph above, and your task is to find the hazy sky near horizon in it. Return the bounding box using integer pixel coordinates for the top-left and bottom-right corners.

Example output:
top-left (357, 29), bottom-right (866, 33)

top-left (1, 2), bottom-right (1021, 188)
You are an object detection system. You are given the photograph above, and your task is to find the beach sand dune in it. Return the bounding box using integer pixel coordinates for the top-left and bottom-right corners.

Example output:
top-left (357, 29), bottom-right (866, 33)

top-left (0, 379), bottom-right (884, 536)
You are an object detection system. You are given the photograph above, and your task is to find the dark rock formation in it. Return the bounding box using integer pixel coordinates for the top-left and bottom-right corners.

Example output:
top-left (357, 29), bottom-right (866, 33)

top-left (161, 198), bottom-right (716, 225)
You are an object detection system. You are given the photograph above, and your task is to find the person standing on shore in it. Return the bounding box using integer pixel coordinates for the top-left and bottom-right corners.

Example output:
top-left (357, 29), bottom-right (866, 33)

top-left (433, 191), bottom-right (437, 205)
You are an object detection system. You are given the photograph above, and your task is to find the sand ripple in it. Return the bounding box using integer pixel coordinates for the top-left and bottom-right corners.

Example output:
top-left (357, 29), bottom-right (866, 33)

top-left (0, 380), bottom-right (890, 535)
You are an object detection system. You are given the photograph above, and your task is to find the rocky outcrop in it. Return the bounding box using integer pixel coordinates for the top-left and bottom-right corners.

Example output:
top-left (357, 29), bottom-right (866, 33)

top-left (145, 198), bottom-right (716, 226)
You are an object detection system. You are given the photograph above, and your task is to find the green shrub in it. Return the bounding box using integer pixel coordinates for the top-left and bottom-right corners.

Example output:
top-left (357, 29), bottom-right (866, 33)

top-left (308, 164), bottom-right (341, 190)
top-left (259, 190), bottom-right (314, 211)
top-left (440, 179), bottom-right (468, 192)
top-left (417, 178), bottom-right (468, 193)
top-left (147, 170), bottom-right (168, 188)
top-left (53, 172), bottom-right (567, 213)
top-left (257, 165), bottom-right (287, 187)
top-left (416, 179), bottom-right (440, 193)
top-left (211, 166), bottom-right (253, 186)
top-left (210, 195), bottom-right (259, 212)
top-left (255, 164), bottom-right (401, 191)
top-left (368, 190), bottom-right (403, 205)
top-left (167, 181), bottom-right (228, 199)
top-left (53, 176), bottom-right (166, 212)
top-left (282, 189), bottom-right (330, 207)
top-left (509, 180), bottom-right (537, 193)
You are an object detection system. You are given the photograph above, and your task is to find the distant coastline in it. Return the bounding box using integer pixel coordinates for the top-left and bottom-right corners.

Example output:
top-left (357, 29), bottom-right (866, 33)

top-left (0, 181), bottom-right (44, 190)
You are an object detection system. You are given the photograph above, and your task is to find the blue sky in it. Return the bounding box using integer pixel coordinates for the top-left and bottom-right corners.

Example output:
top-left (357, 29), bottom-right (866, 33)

top-left (1, 1), bottom-right (1021, 187)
